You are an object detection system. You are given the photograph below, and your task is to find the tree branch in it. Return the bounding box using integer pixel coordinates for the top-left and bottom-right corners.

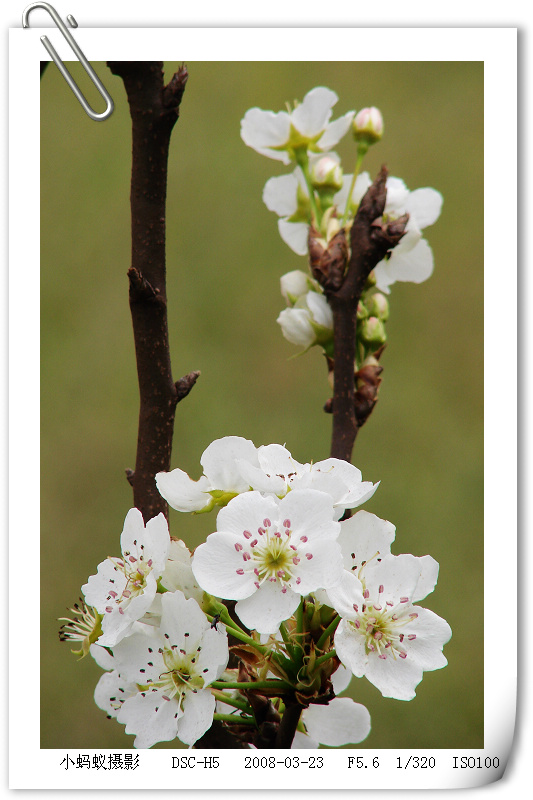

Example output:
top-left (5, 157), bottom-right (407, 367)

top-left (327, 166), bottom-right (408, 461)
top-left (107, 61), bottom-right (195, 522)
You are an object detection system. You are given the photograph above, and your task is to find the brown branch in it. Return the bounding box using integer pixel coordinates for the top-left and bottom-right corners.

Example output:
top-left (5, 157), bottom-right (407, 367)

top-left (274, 700), bottom-right (303, 748)
top-left (327, 166), bottom-right (408, 461)
top-left (107, 61), bottom-right (195, 522)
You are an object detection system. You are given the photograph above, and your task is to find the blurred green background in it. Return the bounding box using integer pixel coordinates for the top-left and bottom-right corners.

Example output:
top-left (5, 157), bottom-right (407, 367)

top-left (41, 61), bottom-right (483, 749)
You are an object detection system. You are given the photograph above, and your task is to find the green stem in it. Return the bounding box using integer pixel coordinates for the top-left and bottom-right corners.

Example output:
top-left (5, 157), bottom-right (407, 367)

top-left (316, 613), bottom-right (341, 651)
top-left (314, 649), bottom-right (337, 669)
top-left (211, 689), bottom-right (254, 714)
top-left (213, 713), bottom-right (256, 726)
top-left (294, 148), bottom-right (320, 225)
top-left (211, 679), bottom-right (292, 692)
top-left (341, 147), bottom-right (366, 226)
top-left (206, 612), bottom-right (268, 654)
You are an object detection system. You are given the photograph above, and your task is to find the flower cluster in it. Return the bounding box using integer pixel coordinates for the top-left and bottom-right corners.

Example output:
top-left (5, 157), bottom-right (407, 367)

top-left (61, 86), bottom-right (450, 751)
top-left (241, 87), bottom-right (442, 357)
top-left (63, 437), bottom-right (450, 748)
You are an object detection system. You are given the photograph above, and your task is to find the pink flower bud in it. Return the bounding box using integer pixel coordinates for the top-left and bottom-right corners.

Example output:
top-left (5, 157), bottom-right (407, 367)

top-left (353, 107), bottom-right (384, 145)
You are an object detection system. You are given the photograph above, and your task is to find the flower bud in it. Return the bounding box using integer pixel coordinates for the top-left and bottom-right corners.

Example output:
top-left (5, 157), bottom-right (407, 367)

top-left (280, 270), bottom-right (318, 305)
top-left (353, 107), bottom-right (384, 146)
top-left (277, 290), bottom-right (333, 351)
top-left (310, 155), bottom-right (343, 192)
top-left (365, 292), bottom-right (389, 321)
top-left (360, 316), bottom-right (387, 345)
top-left (357, 300), bottom-right (369, 321)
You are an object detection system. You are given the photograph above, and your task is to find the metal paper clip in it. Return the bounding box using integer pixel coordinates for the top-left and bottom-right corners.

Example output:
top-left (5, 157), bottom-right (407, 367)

top-left (22, 2), bottom-right (114, 121)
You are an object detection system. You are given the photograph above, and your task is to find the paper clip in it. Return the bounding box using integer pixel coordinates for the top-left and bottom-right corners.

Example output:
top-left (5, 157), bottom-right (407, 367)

top-left (22, 2), bottom-right (114, 121)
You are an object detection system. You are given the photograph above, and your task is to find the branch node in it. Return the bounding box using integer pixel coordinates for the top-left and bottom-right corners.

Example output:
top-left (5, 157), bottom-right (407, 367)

top-left (125, 468), bottom-right (135, 486)
top-left (162, 65), bottom-right (189, 110)
top-left (127, 267), bottom-right (159, 301)
top-left (174, 370), bottom-right (201, 402)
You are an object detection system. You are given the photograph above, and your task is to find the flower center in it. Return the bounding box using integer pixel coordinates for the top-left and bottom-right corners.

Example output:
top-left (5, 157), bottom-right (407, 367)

top-left (156, 647), bottom-right (205, 702)
top-left (350, 582), bottom-right (418, 661)
top-left (109, 552), bottom-right (154, 606)
top-left (235, 517), bottom-right (312, 592)
top-left (253, 533), bottom-right (293, 583)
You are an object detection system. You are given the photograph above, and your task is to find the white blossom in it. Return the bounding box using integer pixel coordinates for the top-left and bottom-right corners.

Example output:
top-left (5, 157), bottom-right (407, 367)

top-left (192, 490), bottom-right (343, 634)
top-left (82, 509), bottom-right (170, 647)
top-left (277, 290), bottom-right (333, 349)
top-left (241, 87), bottom-right (354, 164)
top-left (156, 436), bottom-right (260, 513)
top-left (329, 553), bottom-right (451, 700)
top-left (106, 591), bottom-right (229, 748)
top-left (236, 444), bottom-right (378, 519)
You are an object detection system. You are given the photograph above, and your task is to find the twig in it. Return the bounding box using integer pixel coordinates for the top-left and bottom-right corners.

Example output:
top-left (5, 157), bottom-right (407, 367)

top-left (107, 61), bottom-right (196, 522)
top-left (327, 166), bottom-right (408, 461)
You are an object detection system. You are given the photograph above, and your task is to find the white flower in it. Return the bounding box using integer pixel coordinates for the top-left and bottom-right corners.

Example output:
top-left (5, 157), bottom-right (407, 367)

top-left (277, 290), bottom-right (333, 349)
top-left (335, 172), bottom-right (443, 293)
top-left (82, 509), bottom-right (170, 647)
top-left (235, 444), bottom-right (378, 519)
top-left (156, 436), bottom-right (260, 513)
top-left (329, 553), bottom-right (451, 700)
top-left (293, 697), bottom-right (371, 748)
top-left (241, 87), bottom-right (354, 164)
top-left (106, 591), bottom-right (229, 748)
top-left (192, 490), bottom-right (343, 634)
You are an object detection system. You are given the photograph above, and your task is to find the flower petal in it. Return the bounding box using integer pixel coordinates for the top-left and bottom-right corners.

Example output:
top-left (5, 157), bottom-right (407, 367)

top-left (200, 436), bottom-right (259, 492)
top-left (374, 238), bottom-right (434, 292)
top-left (262, 173), bottom-right (299, 217)
top-left (156, 469), bottom-right (210, 512)
top-left (411, 555), bottom-right (440, 603)
top-left (240, 108), bottom-right (291, 161)
top-left (317, 111), bottom-right (355, 150)
top-left (338, 510), bottom-right (396, 573)
top-left (306, 291), bottom-right (333, 329)
top-left (278, 488), bottom-right (339, 543)
top-left (117, 690), bottom-right (180, 748)
top-left (303, 697), bottom-right (371, 746)
top-left (192, 531), bottom-right (257, 601)
top-left (406, 188), bottom-right (443, 229)
top-left (364, 650), bottom-right (424, 700)
top-left (291, 87), bottom-right (338, 137)
top-left (278, 218), bottom-right (309, 255)
top-left (178, 689), bottom-right (217, 746)
top-left (94, 670), bottom-right (137, 718)
top-left (334, 617), bottom-right (368, 678)
top-left (290, 538), bottom-right (343, 594)
top-left (235, 581), bottom-right (300, 634)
